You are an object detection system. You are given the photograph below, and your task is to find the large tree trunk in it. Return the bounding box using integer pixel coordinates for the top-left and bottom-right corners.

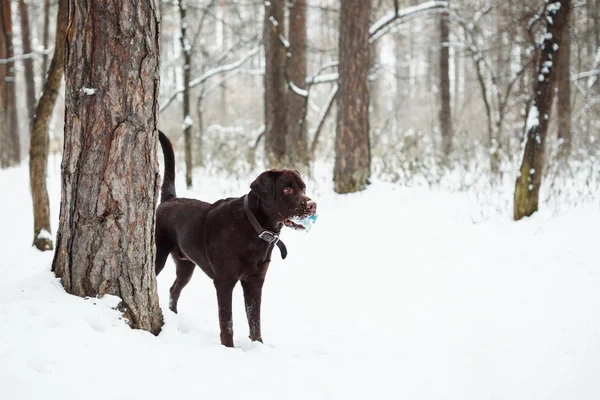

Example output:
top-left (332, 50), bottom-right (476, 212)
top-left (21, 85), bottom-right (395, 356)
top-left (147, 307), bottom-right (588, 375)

top-left (0, 0), bottom-right (20, 167)
top-left (439, 9), bottom-right (452, 157)
top-left (179, 0), bottom-right (193, 188)
top-left (556, 17), bottom-right (571, 159)
top-left (286, 0), bottom-right (308, 168)
top-left (29, 0), bottom-right (68, 252)
top-left (52, 0), bottom-right (163, 334)
top-left (514, 0), bottom-right (570, 221)
top-left (333, 0), bottom-right (371, 194)
top-left (263, 0), bottom-right (287, 167)
top-left (18, 0), bottom-right (36, 124)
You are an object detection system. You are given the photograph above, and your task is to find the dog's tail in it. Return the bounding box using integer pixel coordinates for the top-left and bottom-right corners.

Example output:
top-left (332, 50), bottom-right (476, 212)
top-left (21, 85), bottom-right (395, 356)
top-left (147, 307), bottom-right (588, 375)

top-left (158, 130), bottom-right (176, 203)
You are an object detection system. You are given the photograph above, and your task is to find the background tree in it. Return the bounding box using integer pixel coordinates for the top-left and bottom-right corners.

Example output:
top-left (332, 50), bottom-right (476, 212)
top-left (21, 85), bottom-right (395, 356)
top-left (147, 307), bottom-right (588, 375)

top-left (179, 0), bottom-right (193, 188)
top-left (18, 0), bottom-right (36, 124)
top-left (556, 16), bottom-right (571, 159)
top-left (263, 0), bottom-right (287, 167)
top-left (286, 0), bottom-right (308, 168)
top-left (29, 0), bottom-right (68, 251)
top-left (0, 0), bottom-right (20, 167)
top-left (514, 0), bottom-right (571, 220)
top-left (439, 7), bottom-right (452, 158)
top-left (41, 0), bottom-right (51, 75)
top-left (333, 0), bottom-right (371, 194)
top-left (52, 0), bottom-right (163, 334)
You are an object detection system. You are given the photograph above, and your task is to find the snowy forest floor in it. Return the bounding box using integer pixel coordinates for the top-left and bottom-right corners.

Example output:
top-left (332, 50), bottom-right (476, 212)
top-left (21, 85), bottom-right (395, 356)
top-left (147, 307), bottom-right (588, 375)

top-left (1, 161), bottom-right (599, 400)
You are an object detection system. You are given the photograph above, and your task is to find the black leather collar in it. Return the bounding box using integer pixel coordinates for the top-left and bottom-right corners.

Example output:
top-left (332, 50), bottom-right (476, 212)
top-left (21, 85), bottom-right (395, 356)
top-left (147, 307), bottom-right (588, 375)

top-left (244, 194), bottom-right (288, 260)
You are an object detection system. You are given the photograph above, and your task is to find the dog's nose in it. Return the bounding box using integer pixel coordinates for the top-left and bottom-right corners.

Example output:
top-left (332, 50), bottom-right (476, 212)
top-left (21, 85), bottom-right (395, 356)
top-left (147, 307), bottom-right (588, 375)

top-left (307, 201), bottom-right (317, 214)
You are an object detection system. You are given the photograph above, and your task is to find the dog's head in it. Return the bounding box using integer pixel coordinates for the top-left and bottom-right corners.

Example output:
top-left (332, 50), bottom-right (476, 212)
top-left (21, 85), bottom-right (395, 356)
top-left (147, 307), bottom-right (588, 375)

top-left (250, 169), bottom-right (316, 230)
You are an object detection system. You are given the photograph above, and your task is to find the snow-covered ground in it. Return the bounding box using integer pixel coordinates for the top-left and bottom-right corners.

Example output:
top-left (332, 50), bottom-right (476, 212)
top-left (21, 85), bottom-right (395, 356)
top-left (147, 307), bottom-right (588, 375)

top-left (1, 161), bottom-right (599, 400)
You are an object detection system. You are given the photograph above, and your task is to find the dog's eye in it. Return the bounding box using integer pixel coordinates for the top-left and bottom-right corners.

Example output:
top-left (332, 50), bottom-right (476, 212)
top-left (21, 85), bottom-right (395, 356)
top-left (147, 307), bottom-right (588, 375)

top-left (283, 187), bottom-right (293, 195)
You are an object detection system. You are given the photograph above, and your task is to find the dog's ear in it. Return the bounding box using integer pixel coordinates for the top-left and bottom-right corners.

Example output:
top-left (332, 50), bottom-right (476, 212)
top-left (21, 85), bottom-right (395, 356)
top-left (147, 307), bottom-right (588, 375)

top-left (250, 170), bottom-right (278, 205)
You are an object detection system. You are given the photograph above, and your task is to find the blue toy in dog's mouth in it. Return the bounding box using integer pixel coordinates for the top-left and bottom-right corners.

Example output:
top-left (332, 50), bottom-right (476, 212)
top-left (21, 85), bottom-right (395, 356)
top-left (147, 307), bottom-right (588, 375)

top-left (284, 214), bottom-right (318, 232)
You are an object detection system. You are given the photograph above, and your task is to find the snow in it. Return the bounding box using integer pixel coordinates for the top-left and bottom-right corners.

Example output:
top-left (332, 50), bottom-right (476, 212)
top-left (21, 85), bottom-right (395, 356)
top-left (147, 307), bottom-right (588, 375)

top-left (278, 34), bottom-right (290, 49)
top-left (183, 115), bottom-right (193, 128)
top-left (36, 228), bottom-right (52, 240)
top-left (526, 105), bottom-right (539, 132)
top-left (82, 87), bottom-right (97, 96)
top-left (1, 162), bottom-right (600, 400)
top-left (547, 2), bottom-right (561, 13)
top-left (307, 72), bottom-right (338, 85)
top-left (288, 80), bottom-right (308, 97)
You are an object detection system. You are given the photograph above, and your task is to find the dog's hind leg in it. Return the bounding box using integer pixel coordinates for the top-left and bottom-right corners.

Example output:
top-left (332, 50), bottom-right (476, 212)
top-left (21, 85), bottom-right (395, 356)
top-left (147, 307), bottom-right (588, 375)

top-left (155, 242), bottom-right (172, 276)
top-left (169, 254), bottom-right (195, 313)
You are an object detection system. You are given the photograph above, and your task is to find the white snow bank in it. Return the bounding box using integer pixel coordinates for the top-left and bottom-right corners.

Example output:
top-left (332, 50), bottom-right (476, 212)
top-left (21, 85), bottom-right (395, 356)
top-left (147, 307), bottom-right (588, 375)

top-left (1, 163), bottom-right (600, 400)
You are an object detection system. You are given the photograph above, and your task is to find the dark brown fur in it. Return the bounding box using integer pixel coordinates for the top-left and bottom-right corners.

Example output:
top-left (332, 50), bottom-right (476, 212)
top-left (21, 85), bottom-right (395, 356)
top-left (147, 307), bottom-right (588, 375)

top-left (155, 132), bottom-right (316, 347)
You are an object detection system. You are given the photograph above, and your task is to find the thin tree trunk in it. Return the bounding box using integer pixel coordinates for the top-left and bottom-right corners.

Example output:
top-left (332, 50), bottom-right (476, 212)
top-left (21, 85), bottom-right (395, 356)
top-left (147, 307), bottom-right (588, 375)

top-left (593, 0), bottom-right (600, 52)
top-left (514, 0), bottom-right (570, 221)
top-left (286, 0), bottom-right (308, 168)
top-left (556, 18), bottom-right (571, 158)
top-left (196, 94), bottom-right (204, 167)
top-left (179, 0), bottom-right (193, 188)
top-left (593, 0), bottom-right (600, 91)
top-left (439, 9), bottom-right (452, 157)
top-left (263, 0), bottom-right (287, 167)
top-left (218, 0), bottom-right (228, 125)
top-left (42, 0), bottom-right (50, 75)
top-left (1, 0), bottom-right (20, 166)
top-left (29, 0), bottom-right (67, 252)
top-left (18, 0), bottom-right (36, 124)
top-left (334, 0), bottom-right (371, 194)
top-left (0, 21), bottom-right (5, 167)
top-left (52, 0), bottom-right (163, 334)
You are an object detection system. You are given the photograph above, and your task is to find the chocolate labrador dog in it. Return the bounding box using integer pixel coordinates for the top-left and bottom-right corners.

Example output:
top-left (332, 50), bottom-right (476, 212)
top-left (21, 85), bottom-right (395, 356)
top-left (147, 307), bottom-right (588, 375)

top-left (155, 131), bottom-right (316, 347)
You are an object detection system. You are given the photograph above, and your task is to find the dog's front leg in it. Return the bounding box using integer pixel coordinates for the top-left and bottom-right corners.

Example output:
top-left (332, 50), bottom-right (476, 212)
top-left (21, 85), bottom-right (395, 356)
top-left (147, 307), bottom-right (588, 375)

top-left (214, 278), bottom-right (237, 347)
top-left (241, 270), bottom-right (267, 343)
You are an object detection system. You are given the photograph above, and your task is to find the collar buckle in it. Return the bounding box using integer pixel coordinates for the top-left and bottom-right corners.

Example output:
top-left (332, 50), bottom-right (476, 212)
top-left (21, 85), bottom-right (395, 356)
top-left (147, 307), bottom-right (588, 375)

top-left (258, 230), bottom-right (279, 244)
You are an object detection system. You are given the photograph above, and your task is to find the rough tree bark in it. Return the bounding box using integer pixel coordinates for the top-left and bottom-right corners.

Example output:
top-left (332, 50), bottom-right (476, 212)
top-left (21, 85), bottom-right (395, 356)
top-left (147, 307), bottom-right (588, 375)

top-left (179, 0), bottom-right (193, 188)
top-left (439, 8), bottom-right (452, 158)
top-left (286, 0), bottom-right (308, 168)
top-left (263, 0), bottom-right (287, 167)
top-left (514, 0), bottom-right (570, 221)
top-left (333, 0), bottom-right (371, 194)
top-left (52, 0), bottom-right (163, 334)
top-left (0, 0), bottom-right (20, 166)
top-left (18, 0), bottom-right (36, 124)
top-left (29, 0), bottom-right (68, 252)
top-left (556, 18), bottom-right (571, 159)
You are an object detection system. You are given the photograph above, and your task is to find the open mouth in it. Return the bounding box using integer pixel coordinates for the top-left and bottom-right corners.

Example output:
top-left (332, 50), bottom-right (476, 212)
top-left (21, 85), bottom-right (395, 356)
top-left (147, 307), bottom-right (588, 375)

top-left (284, 219), bottom-right (306, 231)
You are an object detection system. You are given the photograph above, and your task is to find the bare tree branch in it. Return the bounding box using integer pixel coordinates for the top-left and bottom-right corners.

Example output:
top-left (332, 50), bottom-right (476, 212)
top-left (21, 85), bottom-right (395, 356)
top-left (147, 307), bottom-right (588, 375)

top-left (309, 84), bottom-right (338, 158)
top-left (369, 1), bottom-right (449, 44)
top-left (0, 46), bottom-right (54, 64)
top-left (160, 47), bottom-right (260, 113)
